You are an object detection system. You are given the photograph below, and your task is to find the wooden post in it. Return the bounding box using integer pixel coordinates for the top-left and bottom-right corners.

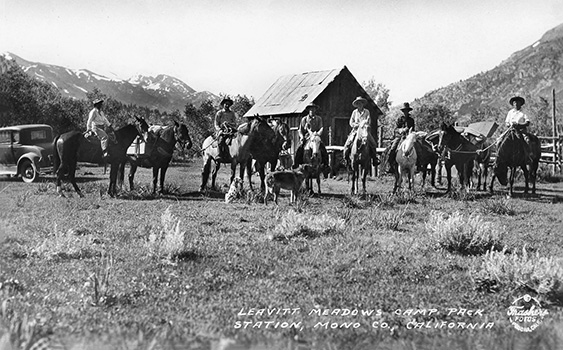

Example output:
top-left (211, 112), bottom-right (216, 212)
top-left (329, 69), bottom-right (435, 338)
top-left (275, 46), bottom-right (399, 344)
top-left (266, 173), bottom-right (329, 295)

top-left (553, 90), bottom-right (561, 172)
top-left (553, 89), bottom-right (557, 149)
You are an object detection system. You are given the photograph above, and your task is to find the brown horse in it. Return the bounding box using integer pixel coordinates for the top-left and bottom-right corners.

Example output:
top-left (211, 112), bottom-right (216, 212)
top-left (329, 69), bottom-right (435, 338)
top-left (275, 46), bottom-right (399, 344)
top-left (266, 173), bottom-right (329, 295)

top-left (53, 117), bottom-right (147, 197)
top-left (246, 119), bottom-right (291, 192)
top-left (128, 119), bottom-right (192, 194)
top-left (471, 138), bottom-right (495, 191)
top-left (199, 118), bottom-right (261, 192)
top-left (416, 132), bottom-right (439, 189)
top-left (349, 122), bottom-right (371, 195)
top-left (437, 123), bottom-right (478, 192)
top-left (489, 128), bottom-right (540, 197)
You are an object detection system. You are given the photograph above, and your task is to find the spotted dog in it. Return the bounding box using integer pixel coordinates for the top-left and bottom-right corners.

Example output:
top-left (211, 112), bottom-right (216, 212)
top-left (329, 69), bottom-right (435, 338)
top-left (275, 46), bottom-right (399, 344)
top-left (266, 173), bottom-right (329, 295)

top-left (225, 177), bottom-right (243, 203)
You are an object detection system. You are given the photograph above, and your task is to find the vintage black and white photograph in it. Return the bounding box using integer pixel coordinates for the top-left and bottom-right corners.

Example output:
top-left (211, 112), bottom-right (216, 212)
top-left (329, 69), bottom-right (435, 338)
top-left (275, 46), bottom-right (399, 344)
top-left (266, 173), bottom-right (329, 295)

top-left (1, 0), bottom-right (563, 349)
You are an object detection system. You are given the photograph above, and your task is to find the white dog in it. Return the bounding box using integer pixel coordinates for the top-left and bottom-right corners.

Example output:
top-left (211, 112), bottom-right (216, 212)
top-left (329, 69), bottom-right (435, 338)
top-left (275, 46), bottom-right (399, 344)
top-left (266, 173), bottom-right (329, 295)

top-left (225, 177), bottom-right (243, 203)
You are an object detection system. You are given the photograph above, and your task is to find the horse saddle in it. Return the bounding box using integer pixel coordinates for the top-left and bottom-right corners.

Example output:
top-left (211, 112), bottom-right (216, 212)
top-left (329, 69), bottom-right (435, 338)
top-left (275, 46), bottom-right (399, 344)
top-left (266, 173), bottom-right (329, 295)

top-left (83, 130), bottom-right (99, 144)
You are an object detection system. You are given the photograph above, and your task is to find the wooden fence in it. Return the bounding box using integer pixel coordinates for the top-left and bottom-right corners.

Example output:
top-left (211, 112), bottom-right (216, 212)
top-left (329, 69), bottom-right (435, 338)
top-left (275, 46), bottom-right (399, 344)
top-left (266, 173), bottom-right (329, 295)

top-left (539, 135), bottom-right (563, 172)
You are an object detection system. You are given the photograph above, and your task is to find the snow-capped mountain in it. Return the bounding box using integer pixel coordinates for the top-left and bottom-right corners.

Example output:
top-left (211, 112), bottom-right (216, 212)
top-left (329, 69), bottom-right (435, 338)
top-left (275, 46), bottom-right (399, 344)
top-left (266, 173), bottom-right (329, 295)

top-left (1, 52), bottom-right (217, 112)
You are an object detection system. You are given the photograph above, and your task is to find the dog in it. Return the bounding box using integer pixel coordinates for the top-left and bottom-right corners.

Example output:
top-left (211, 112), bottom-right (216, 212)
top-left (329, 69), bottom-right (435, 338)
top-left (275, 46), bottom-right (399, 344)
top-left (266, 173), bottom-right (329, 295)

top-left (225, 177), bottom-right (243, 203)
top-left (264, 165), bottom-right (311, 205)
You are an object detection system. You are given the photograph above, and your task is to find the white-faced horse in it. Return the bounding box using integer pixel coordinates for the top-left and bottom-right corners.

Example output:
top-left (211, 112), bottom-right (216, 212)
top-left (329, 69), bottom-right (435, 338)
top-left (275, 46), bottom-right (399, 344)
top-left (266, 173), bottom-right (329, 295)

top-left (350, 121), bottom-right (371, 195)
top-left (302, 128), bottom-right (323, 195)
top-left (394, 130), bottom-right (418, 193)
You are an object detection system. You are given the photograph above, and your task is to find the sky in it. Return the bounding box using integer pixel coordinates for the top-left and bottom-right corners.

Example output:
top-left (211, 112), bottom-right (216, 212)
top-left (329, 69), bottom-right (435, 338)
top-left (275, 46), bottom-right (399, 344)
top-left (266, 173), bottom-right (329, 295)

top-left (1, 0), bottom-right (562, 106)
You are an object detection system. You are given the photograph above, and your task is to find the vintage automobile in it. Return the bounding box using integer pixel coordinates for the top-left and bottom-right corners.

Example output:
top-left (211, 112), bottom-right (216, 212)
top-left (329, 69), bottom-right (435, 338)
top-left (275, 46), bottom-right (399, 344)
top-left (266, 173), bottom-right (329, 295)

top-left (0, 124), bottom-right (54, 182)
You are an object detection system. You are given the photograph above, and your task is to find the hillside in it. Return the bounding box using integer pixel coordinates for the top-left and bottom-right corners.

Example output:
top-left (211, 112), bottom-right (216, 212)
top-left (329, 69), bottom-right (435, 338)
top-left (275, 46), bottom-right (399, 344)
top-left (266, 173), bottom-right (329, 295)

top-left (0, 52), bottom-right (218, 112)
top-left (413, 23), bottom-right (563, 126)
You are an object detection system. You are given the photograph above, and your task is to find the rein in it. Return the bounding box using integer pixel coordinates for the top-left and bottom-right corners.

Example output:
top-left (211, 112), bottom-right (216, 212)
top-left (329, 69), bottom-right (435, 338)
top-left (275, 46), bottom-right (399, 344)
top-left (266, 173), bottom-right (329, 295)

top-left (442, 127), bottom-right (511, 155)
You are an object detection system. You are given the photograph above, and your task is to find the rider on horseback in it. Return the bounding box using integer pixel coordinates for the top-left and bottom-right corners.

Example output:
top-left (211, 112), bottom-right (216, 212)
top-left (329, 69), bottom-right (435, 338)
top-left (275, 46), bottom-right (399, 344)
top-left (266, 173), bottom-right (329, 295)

top-left (86, 98), bottom-right (115, 160)
top-left (385, 102), bottom-right (420, 174)
top-left (504, 96), bottom-right (532, 160)
top-left (293, 102), bottom-right (329, 174)
top-left (343, 97), bottom-right (380, 168)
top-left (215, 97), bottom-right (237, 162)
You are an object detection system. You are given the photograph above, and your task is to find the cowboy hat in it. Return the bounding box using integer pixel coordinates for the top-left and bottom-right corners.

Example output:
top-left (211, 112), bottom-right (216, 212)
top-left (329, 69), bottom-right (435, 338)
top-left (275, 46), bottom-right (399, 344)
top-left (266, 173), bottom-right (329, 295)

top-left (352, 97), bottom-right (367, 107)
top-left (93, 98), bottom-right (104, 105)
top-left (400, 102), bottom-right (413, 112)
top-left (220, 97), bottom-right (234, 106)
top-left (305, 102), bottom-right (319, 110)
top-left (509, 96), bottom-right (525, 105)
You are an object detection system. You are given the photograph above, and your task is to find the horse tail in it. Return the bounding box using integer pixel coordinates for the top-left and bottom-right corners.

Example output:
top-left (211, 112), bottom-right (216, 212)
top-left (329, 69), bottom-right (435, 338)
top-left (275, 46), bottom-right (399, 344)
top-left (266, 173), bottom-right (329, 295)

top-left (53, 135), bottom-right (61, 175)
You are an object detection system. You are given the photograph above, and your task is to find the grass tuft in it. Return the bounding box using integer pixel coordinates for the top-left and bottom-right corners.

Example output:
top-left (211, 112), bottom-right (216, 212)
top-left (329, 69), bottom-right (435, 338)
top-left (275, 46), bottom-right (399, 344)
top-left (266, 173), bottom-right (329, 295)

top-left (370, 193), bottom-right (396, 209)
top-left (480, 198), bottom-right (516, 216)
top-left (446, 187), bottom-right (476, 201)
top-left (394, 190), bottom-right (418, 204)
top-left (87, 253), bottom-right (114, 306)
top-left (425, 211), bottom-right (504, 255)
top-left (242, 188), bottom-right (265, 204)
top-left (146, 206), bottom-right (192, 261)
top-left (32, 223), bottom-right (102, 260)
top-left (270, 211), bottom-right (347, 241)
top-left (342, 195), bottom-right (370, 209)
top-left (472, 247), bottom-right (563, 304)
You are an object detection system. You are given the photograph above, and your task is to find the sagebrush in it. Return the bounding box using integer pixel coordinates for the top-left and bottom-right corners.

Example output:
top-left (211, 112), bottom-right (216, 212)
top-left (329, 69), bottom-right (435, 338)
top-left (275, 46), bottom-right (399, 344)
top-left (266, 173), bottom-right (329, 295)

top-left (425, 211), bottom-right (504, 255)
top-left (472, 247), bottom-right (563, 302)
top-left (271, 211), bottom-right (347, 240)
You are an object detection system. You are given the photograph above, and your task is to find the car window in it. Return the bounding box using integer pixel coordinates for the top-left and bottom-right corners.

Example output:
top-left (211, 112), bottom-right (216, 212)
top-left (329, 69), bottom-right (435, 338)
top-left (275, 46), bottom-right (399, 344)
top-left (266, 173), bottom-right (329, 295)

top-left (12, 132), bottom-right (19, 143)
top-left (30, 130), bottom-right (47, 141)
top-left (0, 131), bottom-right (11, 144)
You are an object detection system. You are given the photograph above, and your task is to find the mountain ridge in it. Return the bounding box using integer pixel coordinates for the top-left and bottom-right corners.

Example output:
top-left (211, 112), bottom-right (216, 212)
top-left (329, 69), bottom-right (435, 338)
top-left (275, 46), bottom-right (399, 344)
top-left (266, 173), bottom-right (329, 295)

top-left (413, 22), bottom-right (563, 129)
top-left (1, 52), bottom-right (218, 112)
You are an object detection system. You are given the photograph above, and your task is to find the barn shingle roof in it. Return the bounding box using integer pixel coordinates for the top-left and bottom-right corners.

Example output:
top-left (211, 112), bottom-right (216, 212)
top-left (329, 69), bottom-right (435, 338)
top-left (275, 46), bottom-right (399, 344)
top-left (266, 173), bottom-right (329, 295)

top-left (244, 68), bottom-right (343, 117)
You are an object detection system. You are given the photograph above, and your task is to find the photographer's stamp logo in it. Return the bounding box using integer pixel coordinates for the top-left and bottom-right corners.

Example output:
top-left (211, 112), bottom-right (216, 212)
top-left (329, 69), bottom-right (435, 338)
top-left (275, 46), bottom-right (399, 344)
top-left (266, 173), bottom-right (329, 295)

top-left (507, 294), bottom-right (549, 332)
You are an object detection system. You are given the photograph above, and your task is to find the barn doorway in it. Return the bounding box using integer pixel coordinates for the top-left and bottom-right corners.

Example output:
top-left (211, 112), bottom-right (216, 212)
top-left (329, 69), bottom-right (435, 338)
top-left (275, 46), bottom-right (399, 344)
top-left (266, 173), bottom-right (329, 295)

top-left (332, 118), bottom-right (350, 146)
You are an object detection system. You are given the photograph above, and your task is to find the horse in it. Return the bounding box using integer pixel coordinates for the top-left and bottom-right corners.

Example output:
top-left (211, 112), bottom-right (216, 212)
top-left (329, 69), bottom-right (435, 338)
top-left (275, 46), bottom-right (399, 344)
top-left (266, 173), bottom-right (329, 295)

top-left (302, 128), bottom-right (324, 195)
top-left (246, 118), bottom-right (291, 192)
top-left (199, 118), bottom-right (261, 192)
top-left (127, 119), bottom-right (192, 194)
top-left (471, 138), bottom-right (495, 191)
top-left (349, 121), bottom-right (371, 195)
top-left (489, 127), bottom-right (541, 197)
top-left (393, 130), bottom-right (418, 193)
top-left (53, 117), bottom-right (147, 197)
top-left (416, 132), bottom-right (439, 189)
top-left (437, 123), bottom-right (478, 192)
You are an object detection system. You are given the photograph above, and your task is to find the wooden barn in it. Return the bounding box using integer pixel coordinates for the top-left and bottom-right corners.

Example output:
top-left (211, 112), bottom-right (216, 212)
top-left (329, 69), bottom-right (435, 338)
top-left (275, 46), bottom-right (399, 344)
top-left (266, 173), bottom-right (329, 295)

top-left (244, 66), bottom-right (383, 155)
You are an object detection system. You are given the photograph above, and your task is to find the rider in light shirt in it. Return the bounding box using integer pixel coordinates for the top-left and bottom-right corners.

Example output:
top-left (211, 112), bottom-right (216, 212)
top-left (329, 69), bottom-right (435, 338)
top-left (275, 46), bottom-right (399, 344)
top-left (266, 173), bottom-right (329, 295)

top-left (505, 96), bottom-right (530, 131)
top-left (86, 98), bottom-right (112, 159)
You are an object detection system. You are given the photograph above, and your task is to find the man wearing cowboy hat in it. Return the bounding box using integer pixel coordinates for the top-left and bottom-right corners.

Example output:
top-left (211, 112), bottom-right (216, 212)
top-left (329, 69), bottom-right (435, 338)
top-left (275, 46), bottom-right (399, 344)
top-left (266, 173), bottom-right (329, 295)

top-left (214, 97), bottom-right (237, 162)
top-left (343, 96), bottom-right (379, 167)
top-left (505, 96), bottom-right (530, 131)
top-left (86, 98), bottom-right (113, 160)
top-left (215, 97), bottom-right (237, 133)
top-left (385, 102), bottom-right (416, 174)
top-left (294, 102), bottom-right (329, 172)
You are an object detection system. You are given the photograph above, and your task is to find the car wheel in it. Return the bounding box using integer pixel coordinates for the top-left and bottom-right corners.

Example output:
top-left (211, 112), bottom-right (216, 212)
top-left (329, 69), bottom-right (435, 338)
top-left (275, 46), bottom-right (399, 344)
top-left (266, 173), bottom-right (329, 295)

top-left (20, 160), bottom-right (38, 183)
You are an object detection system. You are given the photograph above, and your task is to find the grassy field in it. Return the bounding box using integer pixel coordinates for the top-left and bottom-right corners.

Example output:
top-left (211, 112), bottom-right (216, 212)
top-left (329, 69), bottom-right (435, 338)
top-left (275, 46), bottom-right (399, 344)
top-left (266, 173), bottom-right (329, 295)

top-left (1, 161), bottom-right (563, 350)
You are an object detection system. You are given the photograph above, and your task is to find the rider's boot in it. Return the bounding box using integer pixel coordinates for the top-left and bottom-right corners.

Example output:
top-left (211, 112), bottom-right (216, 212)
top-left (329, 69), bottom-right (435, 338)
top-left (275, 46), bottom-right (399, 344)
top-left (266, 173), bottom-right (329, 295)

top-left (386, 151), bottom-right (396, 174)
